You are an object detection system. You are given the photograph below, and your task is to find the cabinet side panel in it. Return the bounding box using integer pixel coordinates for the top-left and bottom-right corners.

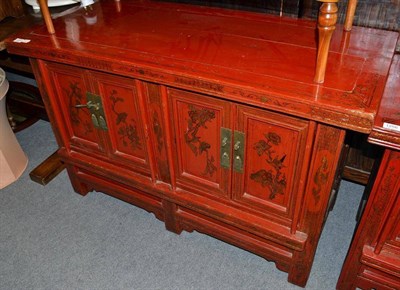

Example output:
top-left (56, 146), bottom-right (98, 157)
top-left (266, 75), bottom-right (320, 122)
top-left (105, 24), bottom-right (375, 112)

top-left (337, 150), bottom-right (400, 290)
top-left (288, 124), bottom-right (345, 287)
top-left (372, 179), bottom-right (400, 254)
top-left (30, 59), bottom-right (64, 147)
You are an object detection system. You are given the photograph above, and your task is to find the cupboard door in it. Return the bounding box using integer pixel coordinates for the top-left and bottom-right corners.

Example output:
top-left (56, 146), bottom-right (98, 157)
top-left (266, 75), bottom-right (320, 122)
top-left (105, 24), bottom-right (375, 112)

top-left (91, 72), bottom-right (152, 177)
top-left (233, 105), bottom-right (313, 226)
top-left (45, 63), bottom-right (105, 155)
top-left (168, 88), bottom-right (231, 198)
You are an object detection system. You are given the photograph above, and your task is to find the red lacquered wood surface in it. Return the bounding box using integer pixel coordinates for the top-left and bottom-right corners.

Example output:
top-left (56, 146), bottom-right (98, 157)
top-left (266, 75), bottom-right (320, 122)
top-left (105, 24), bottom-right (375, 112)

top-left (5, 0), bottom-right (398, 133)
top-left (369, 55), bottom-right (400, 151)
top-left (337, 55), bottom-right (400, 289)
top-left (232, 104), bottom-right (312, 226)
top-left (5, 1), bottom-right (400, 288)
top-left (337, 150), bottom-right (400, 290)
top-left (168, 88), bottom-right (232, 198)
top-left (46, 63), bottom-right (104, 155)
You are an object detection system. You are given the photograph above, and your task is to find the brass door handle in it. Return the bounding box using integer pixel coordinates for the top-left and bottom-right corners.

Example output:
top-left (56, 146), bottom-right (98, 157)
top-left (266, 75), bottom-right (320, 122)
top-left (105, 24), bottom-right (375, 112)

top-left (234, 141), bottom-right (241, 151)
top-left (234, 155), bottom-right (242, 169)
top-left (220, 128), bottom-right (232, 169)
top-left (233, 131), bottom-right (245, 173)
top-left (75, 100), bottom-right (100, 110)
top-left (75, 92), bottom-right (108, 131)
top-left (222, 137), bottom-right (228, 147)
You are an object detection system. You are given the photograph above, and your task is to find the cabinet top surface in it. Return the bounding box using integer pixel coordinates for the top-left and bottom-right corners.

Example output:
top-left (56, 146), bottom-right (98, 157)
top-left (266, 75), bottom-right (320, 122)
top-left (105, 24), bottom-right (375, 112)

top-left (5, 0), bottom-right (399, 132)
top-left (369, 55), bottom-right (400, 150)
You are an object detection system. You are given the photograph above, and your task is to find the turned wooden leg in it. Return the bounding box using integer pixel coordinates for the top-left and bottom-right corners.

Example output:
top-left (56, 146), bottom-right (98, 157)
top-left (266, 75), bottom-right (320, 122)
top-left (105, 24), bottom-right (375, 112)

top-left (38, 0), bottom-right (55, 34)
top-left (314, 1), bottom-right (338, 84)
top-left (344, 0), bottom-right (357, 31)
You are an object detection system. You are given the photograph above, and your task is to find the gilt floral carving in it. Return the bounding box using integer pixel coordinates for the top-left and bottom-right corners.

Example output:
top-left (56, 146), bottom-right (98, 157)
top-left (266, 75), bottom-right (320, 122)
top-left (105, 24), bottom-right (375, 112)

top-left (312, 156), bottom-right (329, 205)
top-left (67, 81), bottom-right (93, 134)
top-left (109, 90), bottom-right (142, 150)
top-left (250, 132), bottom-right (287, 199)
top-left (184, 105), bottom-right (217, 177)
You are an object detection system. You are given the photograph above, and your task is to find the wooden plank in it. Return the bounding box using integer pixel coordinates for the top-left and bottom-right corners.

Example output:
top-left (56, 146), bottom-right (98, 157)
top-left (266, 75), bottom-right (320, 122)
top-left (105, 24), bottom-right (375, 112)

top-left (342, 165), bottom-right (371, 185)
top-left (29, 151), bottom-right (65, 185)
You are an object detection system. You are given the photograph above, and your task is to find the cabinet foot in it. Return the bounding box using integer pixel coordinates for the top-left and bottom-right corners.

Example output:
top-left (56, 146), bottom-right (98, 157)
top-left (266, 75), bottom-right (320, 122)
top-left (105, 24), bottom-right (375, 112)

top-left (66, 165), bottom-right (90, 196)
top-left (287, 268), bottom-right (309, 288)
top-left (163, 200), bottom-right (183, 234)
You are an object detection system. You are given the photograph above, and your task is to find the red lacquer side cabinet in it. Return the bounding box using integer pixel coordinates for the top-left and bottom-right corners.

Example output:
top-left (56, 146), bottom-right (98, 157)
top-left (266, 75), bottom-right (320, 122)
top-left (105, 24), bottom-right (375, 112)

top-left (337, 55), bottom-right (400, 290)
top-left (5, 0), bottom-right (399, 287)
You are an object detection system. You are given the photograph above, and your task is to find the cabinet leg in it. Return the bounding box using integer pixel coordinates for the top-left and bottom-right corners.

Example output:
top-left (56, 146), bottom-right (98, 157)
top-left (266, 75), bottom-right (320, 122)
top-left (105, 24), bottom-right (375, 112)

top-left (163, 200), bottom-right (182, 234)
top-left (287, 263), bottom-right (310, 288)
top-left (289, 125), bottom-right (346, 287)
top-left (66, 165), bottom-right (90, 196)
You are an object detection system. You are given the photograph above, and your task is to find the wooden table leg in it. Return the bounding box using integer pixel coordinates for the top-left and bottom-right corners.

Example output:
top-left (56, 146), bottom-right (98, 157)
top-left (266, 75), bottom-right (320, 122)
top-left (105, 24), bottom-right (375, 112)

top-left (344, 0), bottom-right (357, 31)
top-left (314, 0), bottom-right (338, 83)
top-left (37, 0), bottom-right (55, 34)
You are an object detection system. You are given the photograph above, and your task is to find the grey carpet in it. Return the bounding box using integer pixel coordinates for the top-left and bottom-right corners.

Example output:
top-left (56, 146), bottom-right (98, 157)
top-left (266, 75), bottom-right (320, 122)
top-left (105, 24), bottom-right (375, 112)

top-left (0, 120), bottom-right (364, 289)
